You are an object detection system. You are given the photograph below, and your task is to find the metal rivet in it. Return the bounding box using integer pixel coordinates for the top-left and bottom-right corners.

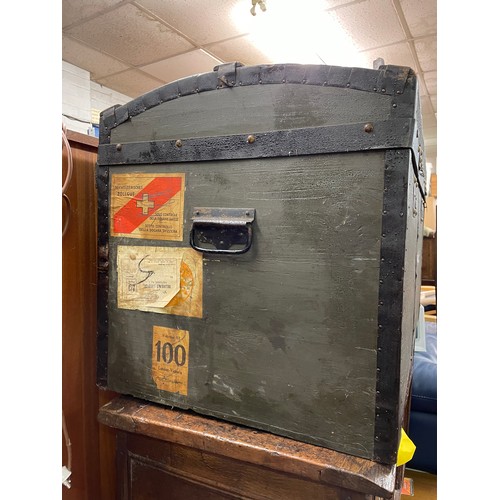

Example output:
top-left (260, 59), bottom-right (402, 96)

top-left (381, 88), bottom-right (386, 93)
top-left (346, 82), bottom-right (350, 87)
top-left (116, 143), bottom-right (122, 151)
top-left (247, 135), bottom-right (256, 144)
top-left (392, 103), bottom-right (397, 108)
top-left (364, 123), bottom-right (374, 133)
top-left (175, 139), bottom-right (182, 148)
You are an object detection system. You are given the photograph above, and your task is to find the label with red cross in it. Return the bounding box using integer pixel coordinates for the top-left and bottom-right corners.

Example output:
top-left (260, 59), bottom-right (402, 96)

top-left (110, 173), bottom-right (185, 240)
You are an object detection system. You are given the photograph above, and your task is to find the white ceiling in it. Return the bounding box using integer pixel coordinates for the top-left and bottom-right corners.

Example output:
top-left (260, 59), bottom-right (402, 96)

top-left (62, 0), bottom-right (437, 170)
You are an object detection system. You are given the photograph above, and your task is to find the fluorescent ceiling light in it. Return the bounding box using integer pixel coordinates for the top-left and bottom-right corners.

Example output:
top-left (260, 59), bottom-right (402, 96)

top-left (231, 0), bottom-right (369, 68)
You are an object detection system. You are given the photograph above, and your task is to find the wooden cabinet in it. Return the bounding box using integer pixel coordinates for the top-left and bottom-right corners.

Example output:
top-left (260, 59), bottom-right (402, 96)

top-left (62, 130), bottom-right (117, 499)
top-left (99, 396), bottom-right (403, 499)
top-left (421, 236), bottom-right (437, 288)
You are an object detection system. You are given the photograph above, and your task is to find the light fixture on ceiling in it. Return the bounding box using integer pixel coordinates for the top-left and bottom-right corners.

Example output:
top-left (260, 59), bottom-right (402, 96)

top-left (250, 0), bottom-right (267, 16)
top-left (233, 0), bottom-right (368, 68)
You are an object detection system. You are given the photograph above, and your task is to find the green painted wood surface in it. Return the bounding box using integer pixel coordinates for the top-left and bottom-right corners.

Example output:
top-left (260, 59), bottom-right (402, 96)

top-left (107, 151), bottom-right (386, 459)
top-left (110, 84), bottom-right (393, 143)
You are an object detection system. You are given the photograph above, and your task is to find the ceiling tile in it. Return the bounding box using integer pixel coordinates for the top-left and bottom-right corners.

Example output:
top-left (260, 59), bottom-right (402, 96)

top-left (420, 95), bottom-right (435, 117)
top-left (65, 3), bottom-right (195, 67)
top-left (62, 35), bottom-right (131, 79)
top-left (324, 0), bottom-right (359, 8)
top-left (422, 70), bottom-right (437, 97)
top-left (422, 112), bottom-right (436, 132)
top-left (62, 0), bottom-right (124, 28)
top-left (207, 35), bottom-right (274, 66)
top-left (328, 0), bottom-right (406, 51)
top-left (422, 116), bottom-right (437, 151)
top-left (140, 50), bottom-right (223, 84)
top-left (96, 69), bottom-right (164, 98)
top-left (399, 0), bottom-right (437, 38)
top-left (359, 41), bottom-right (417, 71)
top-left (414, 35), bottom-right (437, 73)
top-left (135, 0), bottom-right (248, 45)
top-left (61, 0), bottom-right (437, 153)
top-left (207, 2), bottom-right (369, 68)
top-left (429, 94), bottom-right (437, 113)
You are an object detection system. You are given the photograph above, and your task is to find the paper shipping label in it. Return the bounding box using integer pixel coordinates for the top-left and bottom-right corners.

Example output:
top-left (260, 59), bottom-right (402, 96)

top-left (152, 326), bottom-right (189, 395)
top-left (111, 173), bottom-right (185, 241)
top-left (117, 245), bottom-right (203, 318)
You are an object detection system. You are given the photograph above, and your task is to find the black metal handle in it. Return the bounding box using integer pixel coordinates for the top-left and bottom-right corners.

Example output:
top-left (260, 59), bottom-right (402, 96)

top-left (189, 208), bottom-right (255, 255)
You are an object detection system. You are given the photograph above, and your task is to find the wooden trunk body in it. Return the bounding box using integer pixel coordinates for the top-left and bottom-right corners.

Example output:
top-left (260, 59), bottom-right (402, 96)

top-left (96, 63), bottom-right (426, 465)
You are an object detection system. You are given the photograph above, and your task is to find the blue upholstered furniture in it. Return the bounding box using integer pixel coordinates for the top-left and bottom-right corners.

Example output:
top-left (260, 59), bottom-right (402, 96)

top-left (407, 321), bottom-right (437, 474)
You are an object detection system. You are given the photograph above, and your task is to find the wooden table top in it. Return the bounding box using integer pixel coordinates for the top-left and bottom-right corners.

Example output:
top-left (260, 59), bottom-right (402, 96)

top-left (98, 395), bottom-right (398, 498)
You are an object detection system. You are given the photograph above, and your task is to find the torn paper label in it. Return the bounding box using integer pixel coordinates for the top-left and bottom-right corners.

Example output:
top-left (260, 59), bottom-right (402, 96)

top-left (117, 246), bottom-right (181, 309)
top-left (117, 246), bottom-right (203, 318)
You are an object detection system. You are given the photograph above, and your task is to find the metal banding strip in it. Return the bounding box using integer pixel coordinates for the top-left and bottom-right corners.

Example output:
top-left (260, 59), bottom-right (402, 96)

top-left (97, 119), bottom-right (415, 166)
top-left (373, 149), bottom-right (409, 463)
top-left (96, 166), bottom-right (110, 387)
